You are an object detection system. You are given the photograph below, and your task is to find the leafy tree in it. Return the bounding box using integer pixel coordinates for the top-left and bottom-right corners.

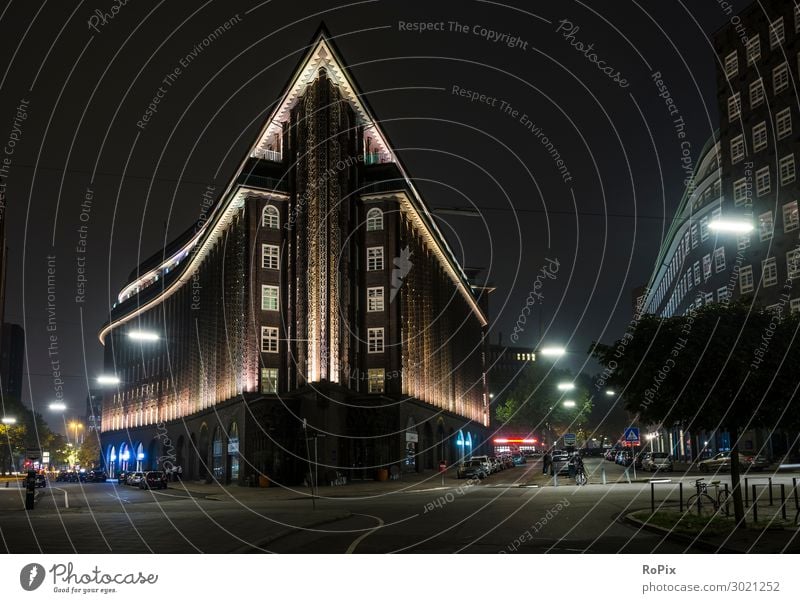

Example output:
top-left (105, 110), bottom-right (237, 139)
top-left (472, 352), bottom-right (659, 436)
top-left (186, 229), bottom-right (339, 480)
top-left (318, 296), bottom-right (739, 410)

top-left (77, 436), bottom-right (102, 468)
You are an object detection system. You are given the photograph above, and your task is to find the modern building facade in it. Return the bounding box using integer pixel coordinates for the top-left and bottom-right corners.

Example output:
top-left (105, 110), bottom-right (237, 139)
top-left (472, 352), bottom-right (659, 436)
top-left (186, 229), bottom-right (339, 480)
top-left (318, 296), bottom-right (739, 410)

top-left (98, 30), bottom-right (489, 485)
top-left (0, 323), bottom-right (24, 402)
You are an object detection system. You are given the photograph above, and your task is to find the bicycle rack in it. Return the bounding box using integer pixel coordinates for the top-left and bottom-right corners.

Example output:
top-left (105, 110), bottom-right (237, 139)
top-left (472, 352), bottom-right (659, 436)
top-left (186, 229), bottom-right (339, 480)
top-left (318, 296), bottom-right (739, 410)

top-left (649, 479), bottom-right (683, 514)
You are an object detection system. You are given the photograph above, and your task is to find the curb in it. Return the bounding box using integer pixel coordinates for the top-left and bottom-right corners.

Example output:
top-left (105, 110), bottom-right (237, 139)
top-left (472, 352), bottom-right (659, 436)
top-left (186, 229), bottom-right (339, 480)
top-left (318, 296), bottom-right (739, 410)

top-left (622, 510), bottom-right (739, 553)
top-left (233, 512), bottom-right (353, 553)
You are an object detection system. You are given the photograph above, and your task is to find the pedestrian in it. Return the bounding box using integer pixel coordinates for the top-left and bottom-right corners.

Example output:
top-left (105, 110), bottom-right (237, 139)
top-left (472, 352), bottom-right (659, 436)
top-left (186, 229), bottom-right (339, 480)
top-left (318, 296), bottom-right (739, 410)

top-left (542, 450), bottom-right (552, 475)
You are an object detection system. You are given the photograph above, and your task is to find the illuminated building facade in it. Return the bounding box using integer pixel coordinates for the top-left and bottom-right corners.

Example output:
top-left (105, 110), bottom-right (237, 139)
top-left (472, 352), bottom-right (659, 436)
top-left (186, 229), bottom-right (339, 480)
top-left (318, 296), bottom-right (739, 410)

top-left (99, 30), bottom-right (489, 484)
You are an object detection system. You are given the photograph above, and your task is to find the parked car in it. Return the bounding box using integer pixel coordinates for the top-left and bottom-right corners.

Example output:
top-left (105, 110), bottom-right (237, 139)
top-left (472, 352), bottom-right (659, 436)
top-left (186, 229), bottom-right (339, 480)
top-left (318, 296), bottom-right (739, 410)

top-left (34, 473), bottom-right (47, 488)
top-left (469, 456), bottom-right (493, 476)
top-left (551, 449), bottom-right (569, 463)
top-left (87, 470), bottom-right (109, 483)
top-left (458, 459), bottom-right (488, 480)
top-left (117, 471), bottom-right (129, 485)
top-left (488, 457), bottom-right (503, 473)
top-left (741, 455), bottom-right (770, 471)
top-left (642, 452), bottom-right (673, 472)
top-left (699, 452), bottom-right (770, 472)
top-left (126, 472), bottom-right (146, 487)
top-left (140, 471), bottom-right (167, 490)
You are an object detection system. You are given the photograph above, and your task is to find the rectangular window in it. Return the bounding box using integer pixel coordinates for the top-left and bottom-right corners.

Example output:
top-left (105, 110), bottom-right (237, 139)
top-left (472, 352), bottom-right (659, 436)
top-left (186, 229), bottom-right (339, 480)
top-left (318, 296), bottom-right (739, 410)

top-left (739, 265), bottom-right (754, 293)
top-left (703, 254), bottom-right (712, 279)
top-left (791, 298), bottom-right (800, 314)
top-left (724, 50), bottom-right (738, 78)
top-left (780, 154), bottom-right (796, 185)
top-left (730, 134), bottom-right (745, 164)
top-left (367, 368), bottom-right (385, 394)
top-left (261, 285), bottom-right (279, 311)
top-left (737, 233), bottom-right (751, 250)
top-left (260, 326), bottom-right (278, 353)
top-left (727, 93), bottom-right (741, 120)
top-left (774, 62), bottom-right (789, 94)
top-left (700, 216), bottom-right (710, 241)
top-left (762, 257), bottom-right (778, 287)
top-left (714, 247), bottom-right (726, 272)
top-left (777, 107), bottom-right (792, 139)
top-left (367, 286), bottom-right (384, 312)
top-left (705, 291), bottom-right (714, 305)
top-left (747, 35), bottom-right (761, 64)
top-left (693, 261), bottom-right (701, 285)
top-left (717, 286), bottom-right (730, 303)
top-left (784, 201), bottom-right (799, 232)
top-left (261, 244), bottom-right (279, 269)
top-left (769, 17), bottom-right (785, 48)
top-left (691, 223), bottom-right (698, 248)
top-left (367, 327), bottom-right (384, 353)
top-left (260, 367), bottom-right (278, 393)
top-left (713, 179), bottom-right (721, 198)
top-left (749, 78), bottom-right (765, 108)
top-left (733, 177), bottom-right (749, 206)
top-left (756, 166), bottom-right (771, 196)
top-left (367, 246), bottom-right (384, 271)
top-left (752, 121), bottom-right (768, 152)
top-left (759, 210), bottom-right (774, 241)
top-left (787, 249), bottom-right (800, 280)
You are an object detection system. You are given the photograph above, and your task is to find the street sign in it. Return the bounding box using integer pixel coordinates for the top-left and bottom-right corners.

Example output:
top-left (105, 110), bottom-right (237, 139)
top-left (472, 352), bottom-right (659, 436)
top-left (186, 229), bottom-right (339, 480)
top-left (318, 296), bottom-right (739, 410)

top-left (26, 448), bottom-right (42, 460)
top-left (564, 433), bottom-right (576, 446)
top-left (623, 427), bottom-right (640, 444)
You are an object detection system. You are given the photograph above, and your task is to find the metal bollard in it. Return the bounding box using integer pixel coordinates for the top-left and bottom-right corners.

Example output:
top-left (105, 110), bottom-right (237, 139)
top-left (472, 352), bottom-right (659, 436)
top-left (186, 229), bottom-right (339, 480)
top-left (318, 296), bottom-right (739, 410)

top-left (752, 484), bottom-right (758, 523)
top-left (744, 477), bottom-right (749, 506)
top-left (679, 482), bottom-right (683, 512)
top-left (602, 466), bottom-right (606, 485)
top-left (651, 482), bottom-right (655, 514)
top-left (769, 477), bottom-right (773, 506)
top-left (781, 484), bottom-right (787, 521)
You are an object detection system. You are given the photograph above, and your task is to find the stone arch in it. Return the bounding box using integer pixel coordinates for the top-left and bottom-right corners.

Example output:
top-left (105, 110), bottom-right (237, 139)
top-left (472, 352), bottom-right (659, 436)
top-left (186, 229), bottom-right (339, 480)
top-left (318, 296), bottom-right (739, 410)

top-left (211, 424), bottom-right (224, 481)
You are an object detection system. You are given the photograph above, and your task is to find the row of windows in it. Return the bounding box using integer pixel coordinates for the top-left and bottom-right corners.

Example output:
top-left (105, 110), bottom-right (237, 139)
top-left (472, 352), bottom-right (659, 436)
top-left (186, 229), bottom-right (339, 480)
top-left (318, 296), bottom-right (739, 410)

top-left (756, 202), bottom-right (800, 241)
top-left (260, 205), bottom-right (386, 231)
top-left (259, 325), bottom-right (386, 353)
top-left (727, 60), bottom-right (797, 121)
top-left (258, 366), bottom-right (387, 393)
top-left (739, 251), bottom-right (800, 293)
top-left (730, 153), bottom-right (797, 193)
top-left (730, 110), bottom-right (793, 164)
top-left (724, 11), bottom-right (800, 80)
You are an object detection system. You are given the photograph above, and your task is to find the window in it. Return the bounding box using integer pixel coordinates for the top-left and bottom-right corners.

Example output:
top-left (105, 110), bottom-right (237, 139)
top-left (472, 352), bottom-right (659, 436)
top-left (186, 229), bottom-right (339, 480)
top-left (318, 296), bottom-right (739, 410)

top-left (261, 285), bottom-right (279, 311)
top-left (737, 233), bottom-right (751, 250)
top-left (693, 261), bottom-right (701, 285)
top-left (739, 265), bottom-right (754, 293)
top-left (367, 368), bottom-right (385, 394)
top-left (367, 328), bottom-right (384, 353)
top-left (746, 35), bottom-right (761, 64)
top-left (714, 247), bottom-right (726, 272)
top-left (756, 166), bottom-right (771, 196)
top-left (713, 179), bottom-right (721, 198)
top-left (724, 51), bottom-right (738, 78)
top-left (776, 108), bottom-right (792, 140)
top-left (705, 291), bottom-right (714, 305)
top-left (752, 122), bottom-right (768, 152)
top-left (701, 216), bottom-right (710, 241)
top-left (788, 248), bottom-right (800, 279)
top-left (780, 154), bottom-right (796, 185)
top-left (774, 62), bottom-right (789, 94)
top-left (717, 287), bottom-right (730, 302)
top-left (262, 244), bottom-right (279, 269)
top-left (784, 201), bottom-right (799, 232)
top-left (262, 205), bottom-right (279, 229)
top-left (759, 211), bottom-right (774, 241)
top-left (367, 286), bottom-right (384, 312)
top-left (367, 247), bottom-right (384, 271)
top-left (727, 93), bottom-right (741, 120)
top-left (769, 17), bottom-right (785, 48)
top-left (260, 326), bottom-right (278, 353)
top-left (730, 134), bottom-right (745, 164)
top-left (750, 79), bottom-right (765, 108)
top-left (703, 253), bottom-right (712, 279)
top-left (260, 367), bottom-right (278, 393)
top-left (791, 298), bottom-right (800, 313)
top-left (366, 207), bottom-right (384, 231)
top-left (691, 223), bottom-right (698, 248)
top-left (762, 257), bottom-right (778, 287)
top-left (733, 177), bottom-right (749, 206)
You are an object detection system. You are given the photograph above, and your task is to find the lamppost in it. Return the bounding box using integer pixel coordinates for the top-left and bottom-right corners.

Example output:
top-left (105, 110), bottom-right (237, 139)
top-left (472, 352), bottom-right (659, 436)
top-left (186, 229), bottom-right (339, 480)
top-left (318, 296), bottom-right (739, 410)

top-left (69, 421), bottom-right (84, 446)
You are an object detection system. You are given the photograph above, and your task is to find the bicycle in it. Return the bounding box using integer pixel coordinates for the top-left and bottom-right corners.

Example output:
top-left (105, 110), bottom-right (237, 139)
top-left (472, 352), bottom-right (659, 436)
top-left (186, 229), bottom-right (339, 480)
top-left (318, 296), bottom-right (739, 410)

top-left (686, 479), bottom-right (718, 513)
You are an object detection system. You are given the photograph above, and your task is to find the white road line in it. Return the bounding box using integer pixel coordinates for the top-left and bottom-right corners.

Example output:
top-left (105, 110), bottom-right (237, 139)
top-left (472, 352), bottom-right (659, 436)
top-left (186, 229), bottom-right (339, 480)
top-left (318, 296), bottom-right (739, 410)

top-left (345, 514), bottom-right (385, 554)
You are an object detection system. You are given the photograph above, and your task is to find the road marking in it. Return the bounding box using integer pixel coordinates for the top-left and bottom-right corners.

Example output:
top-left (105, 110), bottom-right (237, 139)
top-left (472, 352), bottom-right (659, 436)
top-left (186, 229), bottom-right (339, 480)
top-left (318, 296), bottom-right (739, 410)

top-left (345, 514), bottom-right (384, 554)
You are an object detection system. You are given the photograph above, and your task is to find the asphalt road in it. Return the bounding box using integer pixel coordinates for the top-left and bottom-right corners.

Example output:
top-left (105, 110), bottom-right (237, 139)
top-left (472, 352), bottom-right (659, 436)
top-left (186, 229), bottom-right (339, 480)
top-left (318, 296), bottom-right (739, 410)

top-left (1, 458), bottom-right (794, 553)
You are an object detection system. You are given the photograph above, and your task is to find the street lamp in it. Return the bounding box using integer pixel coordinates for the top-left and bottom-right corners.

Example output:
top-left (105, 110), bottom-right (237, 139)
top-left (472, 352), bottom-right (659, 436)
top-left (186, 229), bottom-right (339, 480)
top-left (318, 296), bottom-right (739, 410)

top-left (605, 390), bottom-right (615, 396)
top-left (127, 329), bottom-right (160, 342)
top-left (562, 400), bottom-right (577, 408)
top-left (557, 383), bottom-right (575, 391)
top-left (68, 422), bottom-right (84, 446)
top-left (1, 417), bottom-right (17, 425)
top-left (48, 402), bottom-right (67, 412)
top-left (96, 375), bottom-right (120, 385)
top-left (539, 346), bottom-right (566, 357)
top-left (709, 219), bottom-right (754, 233)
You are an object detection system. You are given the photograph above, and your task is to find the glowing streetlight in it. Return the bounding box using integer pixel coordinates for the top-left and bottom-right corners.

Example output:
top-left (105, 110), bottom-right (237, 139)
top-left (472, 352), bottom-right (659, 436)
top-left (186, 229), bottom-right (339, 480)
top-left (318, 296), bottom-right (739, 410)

top-left (540, 347), bottom-right (566, 357)
top-left (127, 330), bottom-right (160, 342)
top-left (709, 219), bottom-right (754, 233)
top-left (96, 375), bottom-right (121, 385)
top-left (1, 417), bottom-right (17, 425)
top-left (605, 390), bottom-right (615, 396)
top-left (557, 383), bottom-right (575, 391)
top-left (69, 421), bottom-right (84, 445)
top-left (49, 402), bottom-right (67, 412)
top-left (562, 400), bottom-right (576, 408)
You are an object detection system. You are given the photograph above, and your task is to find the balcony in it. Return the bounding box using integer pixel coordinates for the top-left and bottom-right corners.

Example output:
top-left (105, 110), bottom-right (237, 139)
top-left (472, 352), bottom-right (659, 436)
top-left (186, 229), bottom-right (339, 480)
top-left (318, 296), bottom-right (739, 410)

top-left (254, 149), bottom-right (283, 163)
top-left (363, 151), bottom-right (391, 165)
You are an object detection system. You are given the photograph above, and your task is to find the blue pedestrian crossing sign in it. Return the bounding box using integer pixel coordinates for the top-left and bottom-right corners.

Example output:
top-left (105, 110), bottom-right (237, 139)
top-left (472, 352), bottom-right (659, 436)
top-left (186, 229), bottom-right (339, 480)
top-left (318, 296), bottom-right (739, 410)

top-left (623, 427), bottom-right (640, 443)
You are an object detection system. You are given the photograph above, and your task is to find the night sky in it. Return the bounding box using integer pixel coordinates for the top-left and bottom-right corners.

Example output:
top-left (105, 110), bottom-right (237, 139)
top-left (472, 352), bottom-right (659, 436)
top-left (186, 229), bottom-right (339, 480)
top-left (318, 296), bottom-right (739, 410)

top-left (0, 0), bottom-right (752, 434)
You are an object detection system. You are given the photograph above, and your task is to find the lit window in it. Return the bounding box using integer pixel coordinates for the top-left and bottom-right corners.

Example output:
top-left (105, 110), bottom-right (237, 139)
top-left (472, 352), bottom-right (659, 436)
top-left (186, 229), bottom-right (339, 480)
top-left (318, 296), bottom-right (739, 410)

top-left (261, 367), bottom-right (278, 393)
top-left (777, 108), bottom-right (792, 139)
top-left (762, 257), bottom-right (778, 287)
top-left (773, 63), bottom-right (789, 94)
top-left (724, 50), bottom-right (738, 78)
top-left (787, 249), bottom-right (800, 280)
top-left (756, 166), bottom-right (771, 196)
top-left (714, 247), bottom-right (726, 272)
top-left (737, 233), bottom-right (751, 250)
top-left (784, 201), bottom-right (799, 232)
top-left (700, 216), bottom-right (710, 240)
top-left (746, 35), bottom-right (761, 64)
top-left (703, 254), bottom-right (712, 280)
top-left (730, 134), bottom-right (745, 164)
top-left (261, 285), bottom-right (279, 311)
top-left (260, 326), bottom-right (279, 353)
top-left (367, 247), bottom-right (384, 271)
top-left (262, 244), bottom-right (279, 269)
top-left (367, 286), bottom-right (384, 312)
top-left (367, 368), bottom-right (385, 393)
top-left (769, 17), bottom-right (785, 48)
top-left (717, 286), bottom-right (730, 302)
top-left (727, 93), bottom-right (741, 121)
top-left (759, 211), bottom-right (774, 241)
top-left (749, 79), bottom-right (765, 108)
top-left (733, 177), bottom-right (749, 206)
top-left (366, 208), bottom-right (384, 231)
top-left (367, 328), bottom-right (384, 353)
top-left (262, 205), bottom-right (279, 229)
top-left (752, 122), bottom-right (768, 153)
top-left (780, 154), bottom-right (796, 185)
top-left (691, 223), bottom-right (698, 248)
top-left (739, 265), bottom-right (754, 293)
top-left (693, 261), bottom-right (701, 285)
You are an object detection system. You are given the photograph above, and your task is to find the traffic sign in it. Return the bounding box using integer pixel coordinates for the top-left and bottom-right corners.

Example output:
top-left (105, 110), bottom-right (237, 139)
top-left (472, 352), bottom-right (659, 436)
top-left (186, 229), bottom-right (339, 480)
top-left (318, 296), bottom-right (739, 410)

top-left (564, 433), bottom-right (576, 446)
top-left (623, 427), bottom-right (640, 444)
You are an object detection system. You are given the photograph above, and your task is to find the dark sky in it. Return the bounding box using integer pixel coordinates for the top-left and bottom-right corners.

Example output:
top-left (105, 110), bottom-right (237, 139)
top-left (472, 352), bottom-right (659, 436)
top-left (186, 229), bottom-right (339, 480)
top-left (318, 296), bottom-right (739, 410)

top-left (0, 0), bottom-right (752, 433)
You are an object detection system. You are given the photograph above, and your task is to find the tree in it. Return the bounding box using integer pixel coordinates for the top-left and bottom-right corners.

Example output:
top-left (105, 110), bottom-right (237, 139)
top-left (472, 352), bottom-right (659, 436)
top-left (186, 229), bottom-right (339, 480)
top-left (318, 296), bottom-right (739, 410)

top-left (591, 300), bottom-right (800, 527)
top-left (77, 436), bottom-right (101, 468)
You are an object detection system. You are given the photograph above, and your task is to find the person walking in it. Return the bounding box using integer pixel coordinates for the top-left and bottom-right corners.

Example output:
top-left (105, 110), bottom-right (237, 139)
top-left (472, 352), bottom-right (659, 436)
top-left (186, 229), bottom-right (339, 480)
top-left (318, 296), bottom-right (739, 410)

top-left (542, 450), bottom-right (552, 475)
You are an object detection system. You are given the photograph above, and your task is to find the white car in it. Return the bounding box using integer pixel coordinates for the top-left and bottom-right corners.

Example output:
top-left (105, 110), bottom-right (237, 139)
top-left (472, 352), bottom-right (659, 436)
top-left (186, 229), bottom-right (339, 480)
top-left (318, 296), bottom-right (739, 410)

top-left (469, 455), bottom-right (493, 476)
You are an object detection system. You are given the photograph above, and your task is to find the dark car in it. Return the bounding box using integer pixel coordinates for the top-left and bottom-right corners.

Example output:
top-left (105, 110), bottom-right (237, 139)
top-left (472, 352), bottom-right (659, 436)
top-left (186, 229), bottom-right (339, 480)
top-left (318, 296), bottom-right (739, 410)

top-left (88, 470), bottom-right (109, 483)
top-left (140, 471), bottom-right (167, 490)
top-left (34, 473), bottom-right (47, 488)
top-left (117, 470), bottom-right (129, 484)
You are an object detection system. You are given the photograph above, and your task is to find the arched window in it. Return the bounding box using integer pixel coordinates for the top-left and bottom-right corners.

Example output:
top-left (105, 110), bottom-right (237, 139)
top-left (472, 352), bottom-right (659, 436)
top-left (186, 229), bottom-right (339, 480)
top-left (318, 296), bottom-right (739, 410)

top-left (212, 426), bottom-right (224, 480)
top-left (262, 205), bottom-right (279, 229)
top-left (366, 208), bottom-right (383, 231)
top-left (229, 423), bottom-right (240, 481)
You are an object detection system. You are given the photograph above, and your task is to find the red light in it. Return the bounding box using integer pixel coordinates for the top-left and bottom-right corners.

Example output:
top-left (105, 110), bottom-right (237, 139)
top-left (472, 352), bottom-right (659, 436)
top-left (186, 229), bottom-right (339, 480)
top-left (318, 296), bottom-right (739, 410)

top-left (494, 438), bottom-right (508, 444)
